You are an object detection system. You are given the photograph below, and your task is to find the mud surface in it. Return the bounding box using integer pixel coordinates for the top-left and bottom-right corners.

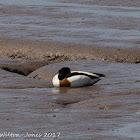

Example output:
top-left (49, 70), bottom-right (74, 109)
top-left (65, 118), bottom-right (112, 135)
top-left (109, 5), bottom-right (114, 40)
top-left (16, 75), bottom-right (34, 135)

top-left (0, 0), bottom-right (140, 48)
top-left (0, 59), bottom-right (140, 139)
top-left (0, 0), bottom-right (140, 63)
top-left (0, 58), bottom-right (49, 76)
top-left (0, 0), bottom-right (140, 139)
top-left (0, 39), bottom-right (140, 63)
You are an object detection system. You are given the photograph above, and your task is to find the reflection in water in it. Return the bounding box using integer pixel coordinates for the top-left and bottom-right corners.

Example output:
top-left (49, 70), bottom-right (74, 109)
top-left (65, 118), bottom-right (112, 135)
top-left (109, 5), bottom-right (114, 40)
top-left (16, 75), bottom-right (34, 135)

top-left (52, 87), bottom-right (71, 94)
top-left (52, 87), bottom-right (100, 106)
top-left (52, 85), bottom-right (102, 106)
top-left (52, 85), bottom-right (101, 94)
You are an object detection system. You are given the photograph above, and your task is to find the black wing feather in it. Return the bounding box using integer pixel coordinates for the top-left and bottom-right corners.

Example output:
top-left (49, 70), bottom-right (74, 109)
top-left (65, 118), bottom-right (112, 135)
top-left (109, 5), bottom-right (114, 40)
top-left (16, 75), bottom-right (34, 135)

top-left (66, 72), bottom-right (100, 79)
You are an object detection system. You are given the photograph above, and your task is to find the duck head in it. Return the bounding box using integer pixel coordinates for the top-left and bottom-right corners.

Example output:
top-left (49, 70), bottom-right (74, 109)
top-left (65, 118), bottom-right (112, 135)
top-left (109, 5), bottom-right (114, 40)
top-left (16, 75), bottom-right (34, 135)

top-left (58, 67), bottom-right (71, 80)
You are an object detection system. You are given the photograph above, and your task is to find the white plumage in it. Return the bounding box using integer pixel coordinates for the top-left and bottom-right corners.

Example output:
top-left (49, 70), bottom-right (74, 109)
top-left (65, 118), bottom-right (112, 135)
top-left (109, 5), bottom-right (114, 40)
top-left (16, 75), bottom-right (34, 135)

top-left (52, 67), bottom-right (105, 88)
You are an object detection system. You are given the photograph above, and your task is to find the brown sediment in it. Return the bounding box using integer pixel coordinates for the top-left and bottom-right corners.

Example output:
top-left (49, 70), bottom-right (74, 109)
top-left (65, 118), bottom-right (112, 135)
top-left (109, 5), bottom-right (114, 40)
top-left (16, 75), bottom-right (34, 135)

top-left (0, 39), bottom-right (140, 63)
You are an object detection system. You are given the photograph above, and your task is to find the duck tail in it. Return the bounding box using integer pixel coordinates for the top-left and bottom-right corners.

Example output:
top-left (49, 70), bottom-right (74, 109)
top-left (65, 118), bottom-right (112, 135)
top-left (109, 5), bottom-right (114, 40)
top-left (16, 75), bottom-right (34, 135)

top-left (94, 73), bottom-right (106, 78)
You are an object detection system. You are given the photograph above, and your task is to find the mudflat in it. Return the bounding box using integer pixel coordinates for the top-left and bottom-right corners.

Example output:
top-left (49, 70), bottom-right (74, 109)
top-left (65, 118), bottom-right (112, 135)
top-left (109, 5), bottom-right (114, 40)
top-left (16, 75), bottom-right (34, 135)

top-left (0, 0), bottom-right (140, 139)
top-left (0, 58), bottom-right (140, 139)
top-left (0, 0), bottom-right (140, 48)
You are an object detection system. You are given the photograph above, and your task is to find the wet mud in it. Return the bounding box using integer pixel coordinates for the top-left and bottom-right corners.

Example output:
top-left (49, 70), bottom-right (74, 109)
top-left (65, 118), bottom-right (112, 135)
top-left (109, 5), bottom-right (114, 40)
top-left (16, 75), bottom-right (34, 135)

top-left (0, 58), bottom-right (140, 139)
top-left (0, 0), bottom-right (140, 139)
top-left (0, 58), bottom-right (49, 76)
top-left (0, 0), bottom-right (140, 48)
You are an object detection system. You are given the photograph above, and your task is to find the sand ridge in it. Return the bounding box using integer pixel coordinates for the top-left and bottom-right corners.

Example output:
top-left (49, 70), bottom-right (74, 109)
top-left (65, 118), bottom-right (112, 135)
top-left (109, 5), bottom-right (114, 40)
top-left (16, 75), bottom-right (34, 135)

top-left (0, 39), bottom-right (140, 63)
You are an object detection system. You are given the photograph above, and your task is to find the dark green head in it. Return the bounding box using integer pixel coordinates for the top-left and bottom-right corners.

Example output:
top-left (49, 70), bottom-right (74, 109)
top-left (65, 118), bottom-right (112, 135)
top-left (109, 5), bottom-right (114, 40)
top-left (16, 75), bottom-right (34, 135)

top-left (58, 67), bottom-right (71, 80)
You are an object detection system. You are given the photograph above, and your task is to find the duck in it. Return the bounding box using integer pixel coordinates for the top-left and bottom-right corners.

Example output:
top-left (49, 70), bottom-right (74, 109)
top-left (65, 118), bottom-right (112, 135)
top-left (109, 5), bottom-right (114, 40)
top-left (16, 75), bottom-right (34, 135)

top-left (52, 67), bottom-right (105, 88)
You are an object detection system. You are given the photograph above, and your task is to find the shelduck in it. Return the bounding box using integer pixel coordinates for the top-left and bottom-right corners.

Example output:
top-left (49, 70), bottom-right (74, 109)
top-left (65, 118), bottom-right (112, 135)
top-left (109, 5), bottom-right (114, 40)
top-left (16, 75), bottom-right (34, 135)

top-left (52, 67), bottom-right (105, 88)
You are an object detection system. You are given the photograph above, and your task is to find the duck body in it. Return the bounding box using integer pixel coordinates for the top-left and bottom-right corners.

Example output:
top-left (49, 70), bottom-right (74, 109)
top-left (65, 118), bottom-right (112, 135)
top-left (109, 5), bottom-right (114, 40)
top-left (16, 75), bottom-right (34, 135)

top-left (52, 67), bottom-right (105, 88)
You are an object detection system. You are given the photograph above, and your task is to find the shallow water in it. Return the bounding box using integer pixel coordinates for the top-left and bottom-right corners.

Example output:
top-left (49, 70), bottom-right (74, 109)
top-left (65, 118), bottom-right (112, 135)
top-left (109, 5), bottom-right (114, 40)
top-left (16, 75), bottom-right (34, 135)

top-left (0, 0), bottom-right (140, 48)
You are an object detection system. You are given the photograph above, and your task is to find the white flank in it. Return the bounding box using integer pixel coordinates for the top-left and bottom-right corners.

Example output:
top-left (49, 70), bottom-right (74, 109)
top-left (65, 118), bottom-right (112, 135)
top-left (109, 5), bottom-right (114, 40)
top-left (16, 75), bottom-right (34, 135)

top-left (67, 75), bottom-right (100, 87)
top-left (67, 75), bottom-right (89, 87)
